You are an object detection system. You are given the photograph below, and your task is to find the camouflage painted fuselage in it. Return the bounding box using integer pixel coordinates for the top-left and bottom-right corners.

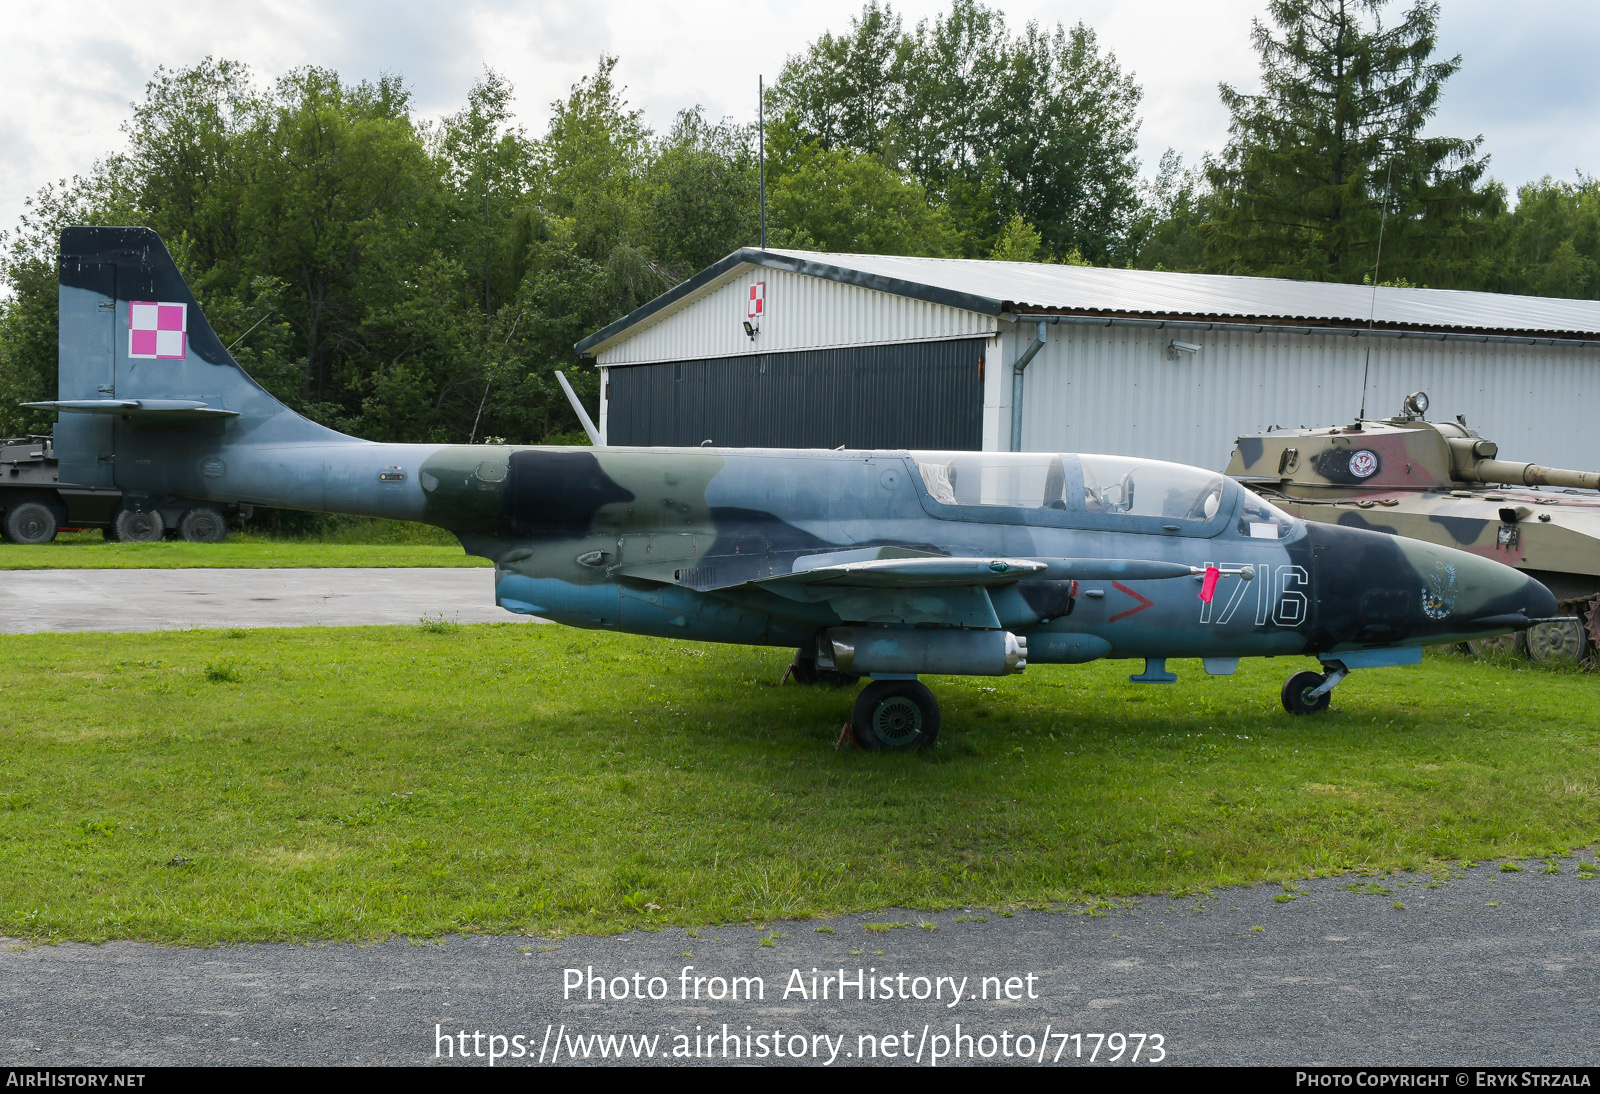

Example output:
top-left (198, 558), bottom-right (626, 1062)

top-left (393, 443), bottom-right (1545, 665)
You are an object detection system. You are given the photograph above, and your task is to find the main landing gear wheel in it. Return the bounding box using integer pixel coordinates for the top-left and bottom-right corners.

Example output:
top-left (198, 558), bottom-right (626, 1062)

top-left (1281, 670), bottom-right (1332, 716)
top-left (787, 647), bottom-right (860, 688)
top-left (111, 506), bottom-right (165, 543)
top-left (851, 680), bottom-right (940, 750)
top-left (2, 501), bottom-right (61, 544)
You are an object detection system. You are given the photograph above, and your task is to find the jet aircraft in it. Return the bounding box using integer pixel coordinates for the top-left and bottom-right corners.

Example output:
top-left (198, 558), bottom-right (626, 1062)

top-left (29, 228), bottom-right (1559, 749)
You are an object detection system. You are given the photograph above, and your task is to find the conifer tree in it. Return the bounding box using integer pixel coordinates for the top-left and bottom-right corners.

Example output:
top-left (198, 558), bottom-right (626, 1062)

top-left (1205, 0), bottom-right (1499, 286)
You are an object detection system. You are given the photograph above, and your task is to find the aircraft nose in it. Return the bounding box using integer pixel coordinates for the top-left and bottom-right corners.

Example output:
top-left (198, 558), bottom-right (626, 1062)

top-left (1302, 520), bottom-right (1557, 647)
top-left (1401, 539), bottom-right (1557, 637)
top-left (1514, 572), bottom-right (1559, 622)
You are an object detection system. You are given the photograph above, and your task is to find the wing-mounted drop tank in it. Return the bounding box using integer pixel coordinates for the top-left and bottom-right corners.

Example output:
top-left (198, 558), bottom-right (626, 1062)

top-left (1226, 391), bottom-right (1600, 664)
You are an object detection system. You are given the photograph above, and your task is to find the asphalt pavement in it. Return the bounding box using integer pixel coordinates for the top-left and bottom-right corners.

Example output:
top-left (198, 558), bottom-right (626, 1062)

top-left (3, 859), bottom-right (1596, 1067)
top-left (0, 567), bottom-right (533, 632)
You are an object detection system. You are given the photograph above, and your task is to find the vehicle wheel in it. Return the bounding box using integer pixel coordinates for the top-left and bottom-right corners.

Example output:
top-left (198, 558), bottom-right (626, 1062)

top-left (787, 647), bottom-right (860, 688)
top-left (1526, 619), bottom-right (1588, 664)
top-left (2, 501), bottom-right (60, 544)
top-left (1465, 632), bottom-right (1528, 659)
top-left (1281, 670), bottom-right (1331, 716)
top-left (850, 679), bottom-right (940, 750)
top-left (178, 507), bottom-right (229, 543)
top-left (111, 506), bottom-right (165, 543)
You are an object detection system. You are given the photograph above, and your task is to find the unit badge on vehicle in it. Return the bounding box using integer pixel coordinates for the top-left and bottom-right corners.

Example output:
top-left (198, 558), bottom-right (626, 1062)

top-left (1347, 450), bottom-right (1379, 479)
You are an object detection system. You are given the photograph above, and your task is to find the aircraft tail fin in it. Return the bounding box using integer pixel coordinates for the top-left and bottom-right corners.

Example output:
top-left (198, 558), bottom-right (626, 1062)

top-left (44, 226), bottom-right (348, 494)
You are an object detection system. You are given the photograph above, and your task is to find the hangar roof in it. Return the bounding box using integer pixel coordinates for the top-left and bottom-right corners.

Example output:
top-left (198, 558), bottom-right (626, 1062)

top-left (576, 248), bottom-right (1600, 356)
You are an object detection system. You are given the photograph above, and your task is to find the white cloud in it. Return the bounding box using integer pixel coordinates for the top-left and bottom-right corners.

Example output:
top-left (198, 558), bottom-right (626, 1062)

top-left (1, 0), bottom-right (1595, 238)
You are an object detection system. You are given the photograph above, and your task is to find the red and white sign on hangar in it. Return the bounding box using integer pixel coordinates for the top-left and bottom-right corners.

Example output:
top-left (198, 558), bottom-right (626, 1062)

top-left (746, 280), bottom-right (765, 322)
top-left (128, 301), bottom-right (188, 359)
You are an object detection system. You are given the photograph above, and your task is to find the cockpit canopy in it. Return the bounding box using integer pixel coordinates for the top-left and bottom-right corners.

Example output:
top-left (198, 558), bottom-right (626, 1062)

top-left (910, 451), bottom-right (1297, 539)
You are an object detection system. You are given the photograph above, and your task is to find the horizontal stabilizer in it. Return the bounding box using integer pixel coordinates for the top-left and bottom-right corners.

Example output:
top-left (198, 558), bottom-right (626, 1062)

top-left (22, 399), bottom-right (239, 420)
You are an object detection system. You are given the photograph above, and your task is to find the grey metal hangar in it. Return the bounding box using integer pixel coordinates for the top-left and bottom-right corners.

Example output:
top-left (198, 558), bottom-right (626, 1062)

top-left (575, 250), bottom-right (1600, 473)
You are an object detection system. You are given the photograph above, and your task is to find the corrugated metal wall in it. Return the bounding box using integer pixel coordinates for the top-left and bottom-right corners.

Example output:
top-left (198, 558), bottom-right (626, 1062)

top-left (988, 321), bottom-right (1600, 472)
top-left (607, 339), bottom-right (988, 449)
top-left (595, 266), bottom-right (996, 366)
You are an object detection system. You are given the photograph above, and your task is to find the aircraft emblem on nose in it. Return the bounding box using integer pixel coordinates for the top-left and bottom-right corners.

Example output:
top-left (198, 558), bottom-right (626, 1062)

top-left (1421, 562), bottom-right (1458, 620)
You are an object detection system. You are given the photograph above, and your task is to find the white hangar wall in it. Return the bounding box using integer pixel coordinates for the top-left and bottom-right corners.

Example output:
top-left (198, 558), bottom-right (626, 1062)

top-left (588, 260), bottom-right (1598, 470)
top-left (593, 266), bottom-right (997, 367)
top-left (985, 320), bottom-right (1600, 473)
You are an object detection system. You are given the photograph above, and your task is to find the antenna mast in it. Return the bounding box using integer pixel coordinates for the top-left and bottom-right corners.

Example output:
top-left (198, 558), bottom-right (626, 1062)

top-left (759, 75), bottom-right (767, 249)
top-left (1357, 156), bottom-right (1395, 423)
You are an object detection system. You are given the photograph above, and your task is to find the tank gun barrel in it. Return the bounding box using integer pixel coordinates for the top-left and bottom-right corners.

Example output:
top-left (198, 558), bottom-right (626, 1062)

top-left (1456, 459), bottom-right (1600, 491)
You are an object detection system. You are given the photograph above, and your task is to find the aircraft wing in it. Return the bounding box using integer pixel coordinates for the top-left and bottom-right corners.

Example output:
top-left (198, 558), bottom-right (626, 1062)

top-left (757, 555), bottom-right (1198, 590)
top-left (766, 555), bottom-right (1049, 588)
top-left (725, 552), bottom-right (1208, 630)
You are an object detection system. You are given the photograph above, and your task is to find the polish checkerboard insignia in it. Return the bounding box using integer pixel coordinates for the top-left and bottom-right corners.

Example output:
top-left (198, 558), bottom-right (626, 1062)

top-left (128, 301), bottom-right (188, 360)
top-left (746, 281), bottom-right (765, 320)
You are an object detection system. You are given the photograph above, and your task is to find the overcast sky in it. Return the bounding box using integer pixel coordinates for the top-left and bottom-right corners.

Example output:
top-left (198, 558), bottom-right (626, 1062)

top-left (2, 0), bottom-right (1596, 237)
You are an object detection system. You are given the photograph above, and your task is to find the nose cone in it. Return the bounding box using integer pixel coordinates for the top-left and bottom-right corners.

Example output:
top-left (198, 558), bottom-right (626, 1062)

top-left (1518, 573), bottom-right (1559, 621)
top-left (1389, 536), bottom-right (1558, 641)
top-left (1302, 521), bottom-right (1557, 649)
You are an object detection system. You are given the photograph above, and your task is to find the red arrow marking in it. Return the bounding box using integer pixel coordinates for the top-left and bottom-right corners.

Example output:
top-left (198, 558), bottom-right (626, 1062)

top-left (1108, 580), bottom-right (1156, 622)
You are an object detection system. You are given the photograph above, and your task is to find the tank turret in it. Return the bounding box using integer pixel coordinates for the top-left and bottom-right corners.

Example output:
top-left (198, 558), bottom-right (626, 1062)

top-left (1227, 391), bottom-right (1600, 664)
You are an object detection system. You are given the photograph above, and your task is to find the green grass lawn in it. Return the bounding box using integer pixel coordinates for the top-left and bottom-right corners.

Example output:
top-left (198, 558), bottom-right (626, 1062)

top-left (0, 527), bottom-right (488, 569)
top-left (0, 626), bottom-right (1594, 944)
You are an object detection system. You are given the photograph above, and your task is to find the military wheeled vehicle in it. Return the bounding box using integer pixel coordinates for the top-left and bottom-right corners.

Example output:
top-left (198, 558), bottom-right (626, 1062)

top-left (1, 434), bottom-right (242, 544)
top-left (1227, 392), bottom-right (1600, 665)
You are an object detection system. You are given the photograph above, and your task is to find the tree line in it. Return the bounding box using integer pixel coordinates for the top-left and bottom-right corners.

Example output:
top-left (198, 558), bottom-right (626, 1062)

top-left (2, 0), bottom-right (1595, 448)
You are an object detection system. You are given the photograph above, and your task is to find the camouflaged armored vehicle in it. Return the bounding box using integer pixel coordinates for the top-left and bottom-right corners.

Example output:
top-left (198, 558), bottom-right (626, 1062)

top-left (1227, 392), bottom-right (1600, 664)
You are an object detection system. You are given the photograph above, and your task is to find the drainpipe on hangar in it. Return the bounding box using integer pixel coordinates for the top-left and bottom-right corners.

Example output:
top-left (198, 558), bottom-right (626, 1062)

top-left (1010, 320), bottom-right (1047, 452)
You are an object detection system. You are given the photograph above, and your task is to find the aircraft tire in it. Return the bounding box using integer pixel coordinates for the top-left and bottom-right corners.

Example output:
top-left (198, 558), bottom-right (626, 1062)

top-left (178, 507), bottom-right (229, 543)
top-left (851, 680), bottom-right (940, 750)
top-left (1281, 670), bottom-right (1332, 716)
top-left (111, 506), bottom-right (165, 543)
top-left (2, 501), bottom-right (61, 544)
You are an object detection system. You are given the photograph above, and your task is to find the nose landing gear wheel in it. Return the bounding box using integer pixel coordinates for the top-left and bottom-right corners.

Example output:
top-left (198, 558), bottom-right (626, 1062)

top-left (850, 680), bottom-right (940, 750)
top-left (1281, 670), bottom-right (1332, 715)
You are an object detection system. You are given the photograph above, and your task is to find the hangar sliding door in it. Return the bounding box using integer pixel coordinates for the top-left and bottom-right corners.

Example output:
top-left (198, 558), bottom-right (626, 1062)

top-left (605, 338), bottom-right (986, 450)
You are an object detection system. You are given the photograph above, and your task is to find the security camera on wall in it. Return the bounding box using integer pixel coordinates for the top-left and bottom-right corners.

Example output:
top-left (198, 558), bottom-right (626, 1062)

top-left (1167, 340), bottom-right (1201, 360)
